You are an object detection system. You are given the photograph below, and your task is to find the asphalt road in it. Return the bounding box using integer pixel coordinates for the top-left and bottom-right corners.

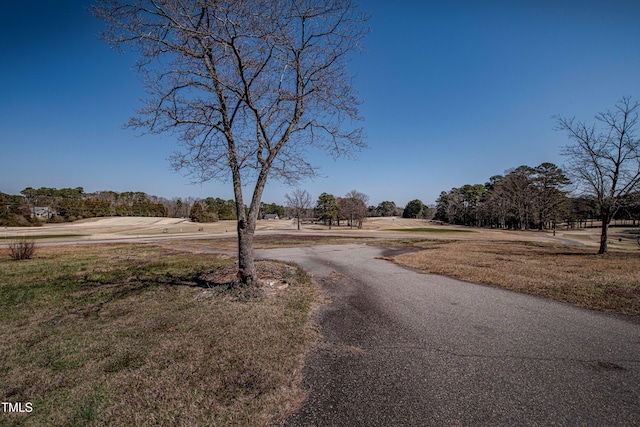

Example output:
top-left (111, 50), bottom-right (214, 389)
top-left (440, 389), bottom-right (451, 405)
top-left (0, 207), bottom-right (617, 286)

top-left (258, 244), bottom-right (640, 426)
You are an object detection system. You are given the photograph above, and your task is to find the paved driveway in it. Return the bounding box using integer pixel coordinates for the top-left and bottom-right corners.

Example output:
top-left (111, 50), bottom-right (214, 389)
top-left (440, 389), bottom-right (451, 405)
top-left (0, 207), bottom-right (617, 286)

top-left (258, 244), bottom-right (640, 426)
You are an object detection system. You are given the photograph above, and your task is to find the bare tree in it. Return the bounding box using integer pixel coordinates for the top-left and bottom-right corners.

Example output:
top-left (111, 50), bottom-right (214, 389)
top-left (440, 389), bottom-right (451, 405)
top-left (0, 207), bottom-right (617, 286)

top-left (340, 189), bottom-right (368, 228)
top-left (285, 188), bottom-right (313, 230)
top-left (94, 0), bottom-right (368, 284)
top-left (555, 96), bottom-right (640, 254)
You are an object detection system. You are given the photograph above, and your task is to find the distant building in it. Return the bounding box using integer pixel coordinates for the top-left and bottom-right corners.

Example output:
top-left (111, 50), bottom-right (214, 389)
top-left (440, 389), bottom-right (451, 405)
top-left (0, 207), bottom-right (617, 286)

top-left (32, 207), bottom-right (55, 219)
top-left (262, 214), bottom-right (279, 220)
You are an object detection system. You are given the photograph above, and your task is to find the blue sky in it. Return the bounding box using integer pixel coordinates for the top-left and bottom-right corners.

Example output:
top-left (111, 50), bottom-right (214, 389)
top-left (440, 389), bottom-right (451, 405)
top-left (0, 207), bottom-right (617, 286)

top-left (1, 1), bottom-right (639, 207)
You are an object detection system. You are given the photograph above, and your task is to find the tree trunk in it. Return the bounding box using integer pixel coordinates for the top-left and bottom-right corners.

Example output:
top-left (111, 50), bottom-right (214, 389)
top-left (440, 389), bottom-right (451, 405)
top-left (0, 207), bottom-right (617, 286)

top-left (538, 212), bottom-right (544, 230)
top-left (237, 217), bottom-right (257, 285)
top-left (598, 214), bottom-right (610, 254)
top-left (297, 215), bottom-right (301, 230)
top-left (237, 162), bottom-right (272, 286)
top-left (231, 155), bottom-right (260, 286)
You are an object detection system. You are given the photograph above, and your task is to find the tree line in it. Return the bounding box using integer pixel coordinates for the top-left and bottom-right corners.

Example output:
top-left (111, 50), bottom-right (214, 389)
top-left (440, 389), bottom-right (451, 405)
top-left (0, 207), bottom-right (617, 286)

top-left (434, 162), bottom-right (640, 230)
top-left (0, 185), bottom-right (433, 228)
top-left (0, 187), bottom-right (402, 227)
top-left (1, 187), bottom-right (168, 226)
top-left (0, 187), bottom-right (300, 226)
top-left (187, 199), bottom-right (284, 222)
top-left (284, 189), bottom-right (430, 230)
top-left (0, 187), bottom-right (237, 226)
top-left (5, 178), bottom-right (637, 233)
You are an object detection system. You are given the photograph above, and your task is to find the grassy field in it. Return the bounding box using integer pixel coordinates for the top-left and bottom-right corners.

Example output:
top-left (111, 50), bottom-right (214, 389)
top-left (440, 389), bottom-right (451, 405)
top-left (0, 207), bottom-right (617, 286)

top-left (0, 244), bottom-right (320, 426)
top-left (392, 239), bottom-right (640, 316)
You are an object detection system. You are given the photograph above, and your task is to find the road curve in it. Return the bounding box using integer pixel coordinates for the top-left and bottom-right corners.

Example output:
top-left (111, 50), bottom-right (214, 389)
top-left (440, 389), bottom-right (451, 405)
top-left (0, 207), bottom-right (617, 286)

top-left (257, 244), bottom-right (640, 426)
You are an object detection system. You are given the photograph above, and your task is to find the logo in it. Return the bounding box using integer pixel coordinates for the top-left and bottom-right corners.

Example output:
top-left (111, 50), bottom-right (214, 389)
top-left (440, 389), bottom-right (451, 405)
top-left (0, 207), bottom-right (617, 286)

top-left (2, 402), bottom-right (33, 413)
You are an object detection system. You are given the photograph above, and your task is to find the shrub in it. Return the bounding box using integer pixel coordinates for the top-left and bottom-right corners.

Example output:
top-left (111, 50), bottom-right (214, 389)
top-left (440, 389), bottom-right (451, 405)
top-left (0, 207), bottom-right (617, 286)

top-left (8, 237), bottom-right (36, 260)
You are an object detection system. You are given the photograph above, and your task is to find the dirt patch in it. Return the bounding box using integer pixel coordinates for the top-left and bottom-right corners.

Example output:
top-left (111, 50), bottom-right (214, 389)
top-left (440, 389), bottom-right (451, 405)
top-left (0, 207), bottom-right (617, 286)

top-left (196, 260), bottom-right (301, 301)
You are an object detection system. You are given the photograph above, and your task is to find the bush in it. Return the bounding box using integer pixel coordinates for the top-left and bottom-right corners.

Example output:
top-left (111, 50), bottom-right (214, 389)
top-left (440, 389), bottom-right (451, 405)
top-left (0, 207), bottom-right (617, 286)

top-left (0, 214), bottom-right (37, 227)
top-left (9, 237), bottom-right (36, 260)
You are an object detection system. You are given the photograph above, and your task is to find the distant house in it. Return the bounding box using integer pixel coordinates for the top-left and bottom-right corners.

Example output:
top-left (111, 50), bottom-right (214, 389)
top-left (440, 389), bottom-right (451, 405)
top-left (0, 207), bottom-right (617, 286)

top-left (263, 214), bottom-right (279, 220)
top-left (32, 206), bottom-right (55, 219)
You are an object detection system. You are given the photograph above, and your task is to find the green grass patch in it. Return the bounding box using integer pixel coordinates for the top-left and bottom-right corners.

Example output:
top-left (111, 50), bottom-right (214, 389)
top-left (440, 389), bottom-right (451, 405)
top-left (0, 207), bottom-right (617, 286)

top-left (254, 234), bottom-right (371, 247)
top-left (0, 243), bottom-right (319, 426)
top-left (386, 227), bottom-right (476, 233)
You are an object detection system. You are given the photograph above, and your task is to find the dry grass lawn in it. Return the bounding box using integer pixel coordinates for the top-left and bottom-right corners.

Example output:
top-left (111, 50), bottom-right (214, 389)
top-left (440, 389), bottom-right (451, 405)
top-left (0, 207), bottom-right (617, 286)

top-left (392, 240), bottom-right (640, 316)
top-left (0, 244), bottom-right (320, 426)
